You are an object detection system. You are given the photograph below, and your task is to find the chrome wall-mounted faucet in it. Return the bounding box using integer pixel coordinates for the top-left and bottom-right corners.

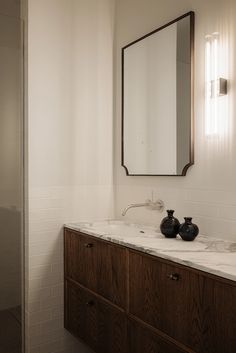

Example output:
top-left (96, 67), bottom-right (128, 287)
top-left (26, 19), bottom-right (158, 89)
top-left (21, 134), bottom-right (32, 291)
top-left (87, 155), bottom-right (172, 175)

top-left (122, 199), bottom-right (164, 216)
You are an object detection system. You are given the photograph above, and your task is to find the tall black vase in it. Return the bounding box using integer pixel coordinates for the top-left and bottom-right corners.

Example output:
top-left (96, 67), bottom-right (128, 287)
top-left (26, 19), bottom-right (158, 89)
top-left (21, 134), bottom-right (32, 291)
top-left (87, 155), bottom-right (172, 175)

top-left (160, 210), bottom-right (180, 238)
top-left (179, 217), bottom-right (199, 241)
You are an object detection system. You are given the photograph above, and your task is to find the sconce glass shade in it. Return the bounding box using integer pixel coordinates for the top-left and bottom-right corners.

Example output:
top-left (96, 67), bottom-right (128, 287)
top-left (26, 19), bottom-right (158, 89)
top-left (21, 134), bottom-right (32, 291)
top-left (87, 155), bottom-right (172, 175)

top-left (205, 32), bottom-right (228, 137)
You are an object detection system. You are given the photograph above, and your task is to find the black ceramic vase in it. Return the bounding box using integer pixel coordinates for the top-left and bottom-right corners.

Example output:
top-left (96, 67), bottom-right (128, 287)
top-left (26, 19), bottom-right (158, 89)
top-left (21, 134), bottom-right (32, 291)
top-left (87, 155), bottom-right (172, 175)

top-left (160, 210), bottom-right (180, 238)
top-left (179, 217), bottom-right (199, 241)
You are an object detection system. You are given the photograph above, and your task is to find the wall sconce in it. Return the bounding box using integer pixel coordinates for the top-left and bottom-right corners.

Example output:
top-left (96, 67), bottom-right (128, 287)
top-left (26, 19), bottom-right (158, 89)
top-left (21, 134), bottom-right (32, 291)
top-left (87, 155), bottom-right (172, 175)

top-left (205, 32), bottom-right (228, 137)
top-left (215, 77), bottom-right (227, 96)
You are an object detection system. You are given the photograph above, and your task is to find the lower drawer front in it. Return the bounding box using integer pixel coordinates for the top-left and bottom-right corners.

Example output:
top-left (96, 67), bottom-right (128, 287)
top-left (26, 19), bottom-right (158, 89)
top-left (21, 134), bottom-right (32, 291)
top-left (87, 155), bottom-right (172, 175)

top-left (128, 318), bottom-right (187, 353)
top-left (65, 280), bottom-right (127, 353)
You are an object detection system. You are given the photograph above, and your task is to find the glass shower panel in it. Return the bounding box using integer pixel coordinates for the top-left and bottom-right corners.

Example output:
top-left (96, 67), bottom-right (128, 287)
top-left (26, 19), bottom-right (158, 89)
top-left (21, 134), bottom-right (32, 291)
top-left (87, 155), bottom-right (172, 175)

top-left (0, 8), bottom-right (22, 353)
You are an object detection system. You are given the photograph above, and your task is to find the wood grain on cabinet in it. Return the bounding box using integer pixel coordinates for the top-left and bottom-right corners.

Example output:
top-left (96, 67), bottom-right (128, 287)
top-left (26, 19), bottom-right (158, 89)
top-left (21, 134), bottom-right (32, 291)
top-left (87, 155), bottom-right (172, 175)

top-left (129, 250), bottom-right (202, 351)
top-left (200, 276), bottom-right (236, 353)
top-left (64, 229), bottom-right (127, 309)
top-left (65, 279), bottom-right (127, 353)
top-left (129, 249), bottom-right (236, 353)
top-left (64, 228), bottom-right (236, 353)
top-left (128, 318), bottom-right (188, 353)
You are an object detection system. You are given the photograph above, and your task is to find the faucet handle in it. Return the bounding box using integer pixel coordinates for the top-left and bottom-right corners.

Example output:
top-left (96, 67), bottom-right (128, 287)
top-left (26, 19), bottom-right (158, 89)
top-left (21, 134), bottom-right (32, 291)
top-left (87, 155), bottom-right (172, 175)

top-left (146, 199), bottom-right (164, 212)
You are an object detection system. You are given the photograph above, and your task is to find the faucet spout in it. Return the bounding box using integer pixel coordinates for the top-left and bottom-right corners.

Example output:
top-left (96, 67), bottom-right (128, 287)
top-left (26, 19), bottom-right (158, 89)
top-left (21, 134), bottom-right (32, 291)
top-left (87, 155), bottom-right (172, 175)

top-left (122, 203), bottom-right (148, 216)
top-left (122, 199), bottom-right (164, 216)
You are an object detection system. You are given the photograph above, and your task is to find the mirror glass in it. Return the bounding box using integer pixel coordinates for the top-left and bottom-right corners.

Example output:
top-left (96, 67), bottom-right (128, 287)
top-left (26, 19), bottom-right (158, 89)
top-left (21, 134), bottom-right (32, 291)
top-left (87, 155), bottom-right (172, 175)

top-left (122, 12), bottom-right (194, 176)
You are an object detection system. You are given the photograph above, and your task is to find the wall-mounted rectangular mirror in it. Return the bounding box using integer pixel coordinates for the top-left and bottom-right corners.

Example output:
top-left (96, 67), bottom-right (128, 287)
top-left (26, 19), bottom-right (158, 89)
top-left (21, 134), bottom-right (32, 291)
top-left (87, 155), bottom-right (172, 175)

top-left (122, 12), bottom-right (194, 176)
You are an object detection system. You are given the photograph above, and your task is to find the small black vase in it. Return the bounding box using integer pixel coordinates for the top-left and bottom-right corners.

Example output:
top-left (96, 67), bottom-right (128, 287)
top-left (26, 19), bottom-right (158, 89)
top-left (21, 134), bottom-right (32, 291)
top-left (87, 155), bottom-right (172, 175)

top-left (160, 210), bottom-right (180, 238)
top-left (179, 217), bottom-right (199, 241)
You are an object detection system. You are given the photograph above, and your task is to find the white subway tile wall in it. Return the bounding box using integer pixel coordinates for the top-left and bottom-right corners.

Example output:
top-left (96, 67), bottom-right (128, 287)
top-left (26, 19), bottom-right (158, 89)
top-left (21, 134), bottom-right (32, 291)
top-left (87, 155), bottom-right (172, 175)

top-left (27, 0), bottom-right (114, 352)
top-left (114, 0), bottom-right (236, 243)
top-left (26, 0), bottom-right (236, 352)
top-left (26, 186), bottom-right (113, 352)
top-left (115, 185), bottom-right (236, 241)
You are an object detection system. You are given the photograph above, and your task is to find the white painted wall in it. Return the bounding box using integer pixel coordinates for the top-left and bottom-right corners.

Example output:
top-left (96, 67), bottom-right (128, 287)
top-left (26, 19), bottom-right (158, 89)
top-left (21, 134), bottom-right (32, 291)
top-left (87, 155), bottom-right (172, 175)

top-left (26, 0), bottom-right (114, 352)
top-left (115, 0), bottom-right (236, 241)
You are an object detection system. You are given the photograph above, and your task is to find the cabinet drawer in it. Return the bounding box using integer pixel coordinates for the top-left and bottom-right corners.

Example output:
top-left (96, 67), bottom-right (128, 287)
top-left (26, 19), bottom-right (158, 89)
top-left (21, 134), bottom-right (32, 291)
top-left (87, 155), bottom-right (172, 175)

top-left (64, 229), bottom-right (127, 308)
top-left (129, 251), bottom-right (202, 351)
top-left (129, 250), bottom-right (236, 353)
top-left (128, 318), bottom-right (187, 353)
top-left (200, 276), bottom-right (236, 353)
top-left (65, 280), bottom-right (127, 353)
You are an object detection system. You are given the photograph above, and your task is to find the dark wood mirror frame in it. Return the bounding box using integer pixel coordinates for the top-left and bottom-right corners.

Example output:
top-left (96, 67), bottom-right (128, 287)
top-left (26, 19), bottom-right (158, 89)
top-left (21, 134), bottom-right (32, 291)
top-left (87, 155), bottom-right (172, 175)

top-left (121, 11), bottom-right (195, 176)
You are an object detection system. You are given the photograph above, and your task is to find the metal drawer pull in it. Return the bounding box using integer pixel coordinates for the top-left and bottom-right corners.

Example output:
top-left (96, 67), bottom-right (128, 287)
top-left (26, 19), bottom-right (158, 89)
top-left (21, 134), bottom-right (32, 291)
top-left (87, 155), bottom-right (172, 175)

top-left (167, 273), bottom-right (180, 281)
top-left (84, 243), bottom-right (93, 248)
top-left (86, 300), bottom-right (94, 307)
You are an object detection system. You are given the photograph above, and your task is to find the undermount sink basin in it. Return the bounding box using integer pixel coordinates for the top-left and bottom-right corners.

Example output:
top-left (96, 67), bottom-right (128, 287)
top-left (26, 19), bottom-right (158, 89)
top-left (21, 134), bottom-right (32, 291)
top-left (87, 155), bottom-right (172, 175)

top-left (81, 220), bottom-right (162, 239)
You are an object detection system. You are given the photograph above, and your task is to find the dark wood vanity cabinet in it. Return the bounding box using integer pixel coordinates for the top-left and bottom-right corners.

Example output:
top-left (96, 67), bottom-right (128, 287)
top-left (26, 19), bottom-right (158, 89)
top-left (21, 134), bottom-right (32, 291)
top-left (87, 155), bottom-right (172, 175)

top-left (64, 228), bottom-right (236, 353)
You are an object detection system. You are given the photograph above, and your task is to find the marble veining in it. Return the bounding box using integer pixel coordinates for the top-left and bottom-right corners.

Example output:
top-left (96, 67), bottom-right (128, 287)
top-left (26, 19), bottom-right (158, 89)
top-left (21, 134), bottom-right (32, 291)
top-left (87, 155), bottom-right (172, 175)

top-left (65, 220), bottom-right (236, 282)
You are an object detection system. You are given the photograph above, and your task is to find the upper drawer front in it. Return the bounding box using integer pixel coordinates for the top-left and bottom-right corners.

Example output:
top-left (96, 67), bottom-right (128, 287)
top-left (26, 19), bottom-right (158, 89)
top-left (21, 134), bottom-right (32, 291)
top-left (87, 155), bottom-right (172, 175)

top-left (129, 250), bottom-right (202, 351)
top-left (64, 229), bottom-right (127, 309)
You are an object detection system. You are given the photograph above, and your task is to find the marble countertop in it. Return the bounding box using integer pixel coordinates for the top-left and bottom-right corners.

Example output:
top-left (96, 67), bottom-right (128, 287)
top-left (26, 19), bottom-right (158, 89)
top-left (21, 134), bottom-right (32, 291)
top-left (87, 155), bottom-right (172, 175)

top-left (65, 220), bottom-right (236, 282)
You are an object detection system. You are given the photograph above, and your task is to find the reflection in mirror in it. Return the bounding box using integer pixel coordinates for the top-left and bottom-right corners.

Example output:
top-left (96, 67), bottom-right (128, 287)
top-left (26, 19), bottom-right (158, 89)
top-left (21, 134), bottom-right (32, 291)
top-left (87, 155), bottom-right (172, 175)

top-left (122, 12), bottom-right (194, 176)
